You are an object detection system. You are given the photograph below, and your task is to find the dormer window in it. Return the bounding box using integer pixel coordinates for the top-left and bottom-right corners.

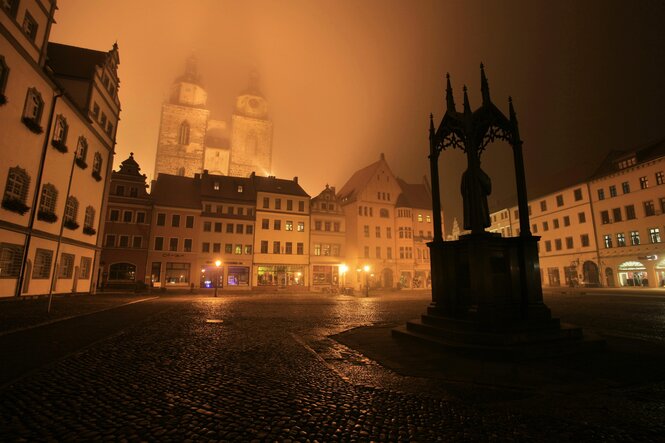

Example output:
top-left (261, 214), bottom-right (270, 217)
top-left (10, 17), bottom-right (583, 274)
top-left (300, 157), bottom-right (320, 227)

top-left (618, 157), bottom-right (637, 170)
top-left (213, 182), bottom-right (220, 191)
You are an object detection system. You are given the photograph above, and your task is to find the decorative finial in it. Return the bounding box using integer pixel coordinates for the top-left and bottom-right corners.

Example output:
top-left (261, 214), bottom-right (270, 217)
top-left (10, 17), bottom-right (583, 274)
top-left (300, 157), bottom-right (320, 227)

top-left (429, 113), bottom-right (435, 136)
top-left (446, 73), bottom-right (456, 112)
top-left (480, 63), bottom-right (490, 104)
top-left (130, 152), bottom-right (134, 156)
top-left (463, 85), bottom-right (471, 114)
top-left (508, 96), bottom-right (517, 122)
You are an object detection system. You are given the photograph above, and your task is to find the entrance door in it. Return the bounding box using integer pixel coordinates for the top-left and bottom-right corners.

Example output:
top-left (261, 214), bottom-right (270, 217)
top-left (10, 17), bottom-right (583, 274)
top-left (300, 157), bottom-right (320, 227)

top-left (605, 267), bottom-right (615, 287)
top-left (583, 261), bottom-right (600, 287)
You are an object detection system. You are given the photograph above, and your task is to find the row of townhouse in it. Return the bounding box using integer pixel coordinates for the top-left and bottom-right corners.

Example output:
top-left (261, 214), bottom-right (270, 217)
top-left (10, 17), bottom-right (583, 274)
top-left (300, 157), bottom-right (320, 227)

top-left (100, 153), bottom-right (439, 292)
top-left (0, 0), bottom-right (120, 297)
top-left (489, 137), bottom-right (665, 288)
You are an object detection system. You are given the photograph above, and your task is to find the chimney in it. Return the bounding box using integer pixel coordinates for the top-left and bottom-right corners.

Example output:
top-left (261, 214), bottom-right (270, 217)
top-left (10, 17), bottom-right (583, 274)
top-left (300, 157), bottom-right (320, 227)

top-left (203, 169), bottom-right (209, 176)
top-left (250, 171), bottom-right (256, 178)
top-left (380, 152), bottom-right (385, 160)
top-left (194, 173), bottom-right (201, 179)
top-left (293, 176), bottom-right (298, 183)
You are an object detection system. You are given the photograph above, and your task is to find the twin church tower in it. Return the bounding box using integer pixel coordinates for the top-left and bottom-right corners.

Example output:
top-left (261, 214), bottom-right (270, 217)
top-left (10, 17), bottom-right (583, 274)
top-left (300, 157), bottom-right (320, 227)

top-left (154, 56), bottom-right (273, 179)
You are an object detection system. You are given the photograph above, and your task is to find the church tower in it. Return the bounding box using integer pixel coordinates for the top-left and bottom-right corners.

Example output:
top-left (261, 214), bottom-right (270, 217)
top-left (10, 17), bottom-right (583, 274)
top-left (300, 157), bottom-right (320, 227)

top-left (229, 73), bottom-right (273, 177)
top-left (154, 56), bottom-right (210, 178)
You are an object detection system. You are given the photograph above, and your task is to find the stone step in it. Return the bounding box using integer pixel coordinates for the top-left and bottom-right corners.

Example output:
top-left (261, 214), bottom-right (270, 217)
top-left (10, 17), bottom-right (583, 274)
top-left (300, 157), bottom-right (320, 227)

top-left (421, 313), bottom-right (562, 333)
top-left (406, 318), bottom-right (583, 347)
top-left (392, 324), bottom-right (605, 360)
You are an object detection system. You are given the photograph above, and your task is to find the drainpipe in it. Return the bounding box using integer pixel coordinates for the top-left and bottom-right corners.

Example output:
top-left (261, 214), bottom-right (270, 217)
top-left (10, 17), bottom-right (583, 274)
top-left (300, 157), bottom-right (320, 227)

top-left (15, 91), bottom-right (62, 298)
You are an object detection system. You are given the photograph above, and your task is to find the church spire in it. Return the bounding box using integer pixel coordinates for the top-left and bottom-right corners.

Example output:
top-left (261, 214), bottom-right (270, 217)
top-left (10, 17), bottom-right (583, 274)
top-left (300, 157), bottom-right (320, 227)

top-left (446, 73), bottom-right (456, 113)
top-left (463, 85), bottom-right (471, 115)
top-left (480, 63), bottom-right (490, 105)
top-left (177, 54), bottom-right (202, 85)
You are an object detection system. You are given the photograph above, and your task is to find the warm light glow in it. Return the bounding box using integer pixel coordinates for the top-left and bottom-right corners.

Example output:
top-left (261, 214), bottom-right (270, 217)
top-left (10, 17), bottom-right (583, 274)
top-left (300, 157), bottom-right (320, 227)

top-left (215, 260), bottom-right (222, 267)
top-left (363, 265), bottom-right (370, 273)
top-left (339, 264), bottom-right (348, 274)
top-left (201, 268), bottom-right (205, 273)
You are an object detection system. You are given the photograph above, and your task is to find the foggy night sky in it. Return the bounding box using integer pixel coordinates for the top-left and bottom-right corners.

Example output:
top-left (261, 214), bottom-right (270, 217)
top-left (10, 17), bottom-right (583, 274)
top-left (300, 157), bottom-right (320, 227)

top-left (50, 0), bottom-right (665, 233)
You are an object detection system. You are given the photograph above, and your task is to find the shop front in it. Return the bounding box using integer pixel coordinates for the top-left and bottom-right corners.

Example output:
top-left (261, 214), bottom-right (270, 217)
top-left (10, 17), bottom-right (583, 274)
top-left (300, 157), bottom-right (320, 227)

top-left (617, 261), bottom-right (648, 287)
top-left (256, 265), bottom-right (306, 288)
top-left (312, 265), bottom-right (339, 289)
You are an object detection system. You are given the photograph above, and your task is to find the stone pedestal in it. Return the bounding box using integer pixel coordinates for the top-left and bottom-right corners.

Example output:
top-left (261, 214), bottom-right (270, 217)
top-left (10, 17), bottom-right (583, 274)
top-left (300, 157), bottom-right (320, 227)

top-left (393, 234), bottom-right (602, 356)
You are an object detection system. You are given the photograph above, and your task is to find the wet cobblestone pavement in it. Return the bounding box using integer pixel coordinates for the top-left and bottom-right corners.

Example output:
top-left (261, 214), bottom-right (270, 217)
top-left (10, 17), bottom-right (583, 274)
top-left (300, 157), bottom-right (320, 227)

top-left (0, 292), bottom-right (664, 441)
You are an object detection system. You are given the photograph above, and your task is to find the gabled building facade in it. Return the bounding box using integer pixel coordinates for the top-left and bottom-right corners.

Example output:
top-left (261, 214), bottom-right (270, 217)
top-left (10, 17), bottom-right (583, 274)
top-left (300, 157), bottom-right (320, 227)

top-left (0, 1), bottom-right (120, 297)
top-left (309, 185), bottom-right (346, 291)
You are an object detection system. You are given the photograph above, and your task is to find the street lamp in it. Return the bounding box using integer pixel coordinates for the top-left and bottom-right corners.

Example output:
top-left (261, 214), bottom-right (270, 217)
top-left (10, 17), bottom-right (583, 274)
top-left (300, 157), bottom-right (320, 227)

top-left (214, 259), bottom-right (222, 297)
top-left (339, 264), bottom-right (348, 291)
top-left (363, 265), bottom-right (370, 296)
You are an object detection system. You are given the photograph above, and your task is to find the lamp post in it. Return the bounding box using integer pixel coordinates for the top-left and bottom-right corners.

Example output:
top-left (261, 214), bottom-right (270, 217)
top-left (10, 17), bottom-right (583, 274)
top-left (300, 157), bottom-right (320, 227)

top-left (363, 265), bottom-right (370, 296)
top-left (214, 259), bottom-right (221, 297)
top-left (339, 264), bottom-right (348, 292)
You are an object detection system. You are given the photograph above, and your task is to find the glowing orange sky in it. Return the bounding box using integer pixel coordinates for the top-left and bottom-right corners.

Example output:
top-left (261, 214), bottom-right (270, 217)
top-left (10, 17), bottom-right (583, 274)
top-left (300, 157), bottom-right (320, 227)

top-left (50, 0), bottom-right (665, 231)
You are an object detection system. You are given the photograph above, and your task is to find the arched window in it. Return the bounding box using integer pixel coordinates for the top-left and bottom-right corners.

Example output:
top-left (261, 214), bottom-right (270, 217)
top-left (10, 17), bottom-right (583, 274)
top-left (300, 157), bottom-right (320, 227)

top-left (38, 183), bottom-right (57, 214)
top-left (64, 196), bottom-right (78, 223)
top-left (84, 206), bottom-right (95, 228)
top-left (108, 263), bottom-right (136, 281)
top-left (178, 121), bottom-right (190, 145)
top-left (2, 166), bottom-right (30, 214)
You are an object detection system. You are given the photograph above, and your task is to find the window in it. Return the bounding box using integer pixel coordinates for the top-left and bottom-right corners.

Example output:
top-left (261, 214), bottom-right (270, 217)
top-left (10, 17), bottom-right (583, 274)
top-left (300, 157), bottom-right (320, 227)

top-left (92, 102), bottom-right (100, 119)
top-left (597, 189), bottom-right (605, 200)
top-left (364, 246), bottom-right (369, 258)
top-left (38, 183), bottom-right (57, 217)
top-left (272, 219), bottom-right (281, 231)
top-left (33, 249), bottom-right (52, 279)
top-left (556, 195), bottom-right (564, 207)
top-left (186, 215), bottom-right (194, 228)
top-left (640, 176), bottom-right (649, 189)
top-left (22, 11), bottom-right (38, 42)
top-left (545, 240), bottom-right (551, 252)
top-left (578, 212), bottom-right (586, 223)
top-left (297, 222), bottom-right (304, 232)
top-left (21, 88), bottom-right (44, 133)
top-left (2, 166), bottom-right (30, 213)
top-left (184, 239), bottom-right (192, 252)
top-left (213, 243), bottom-right (221, 253)
top-left (565, 237), bottom-right (573, 249)
top-left (617, 233), bottom-right (626, 247)
top-left (202, 221), bottom-right (211, 232)
top-left (234, 244), bottom-right (242, 255)
top-left (122, 210), bottom-right (132, 223)
top-left (553, 218), bottom-right (559, 229)
top-left (100, 112), bottom-right (107, 127)
top-left (287, 200), bottom-right (293, 211)
top-left (262, 219), bottom-right (269, 229)
top-left (84, 206), bottom-right (95, 230)
top-left (118, 235), bottom-right (130, 248)
top-left (375, 226), bottom-right (381, 238)
top-left (364, 225), bottom-right (369, 237)
top-left (563, 216), bottom-right (570, 227)
top-left (622, 181), bottom-right (630, 194)
top-left (313, 244), bottom-right (321, 256)
top-left (92, 153), bottom-right (103, 180)
top-left (52, 115), bottom-right (68, 149)
top-left (169, 238), bottom-right (178, 251)
top-left (2, 0), bottom-right (19, 18)
top-left (284, 242), bottom-right (292, 254)
top-left (297, 242), bottom-right (304, 255)
top-left (215, 222), bottom-right (222, 232)
top-left (630, 231), bottom-right (640, 245)
top-left (385, 227), bottom-right (391, 238)
top-left (298, 201), bottom-right (305, 212)
top-left (661, 198), bottom-right (665, 215)
top-left (80, 257), bottom-right (92, 279)
top-left (260, 241), bottom-right (268, 253)
top-left (236, 224), bottom-right (244, 234)
top-left (0, 243), bottom-right (23, 277)
top-left (542, 221), bottom-right (549, 231)
top-left (275, 199), bottom-right (281, 210)
top-left (227, 206), bottom-right (234, 215)
top-left (324, 221), bottom-right (331, 231)
top-left (247, 225), bottom-right (253, 234)
top-left (611, 208), bottom-right (624, 223)
top-left (626, 205), bottom-right (636, 220)
top-left (532, 223), bottom-right (538, 233)
top-left (387, 247), bottom-right (392, 259)
top-left (136, 212), bottom-right (146, 223)
top-left (154, 237), bottom-right (164, 250)
top-left (555, 239), bottom-right (562, 250)
top-left (105, 234), bottom-right (116, 247)
top-left (609, 185), bottom-right (617, 197)
top-left (604, 234), bottom-right (612, 248)
top-left (644, 200), bottom-right (655, 217)
top-left (164, 263), bottom-right (189, 284)
top-left (178, 121), bottom-right (190, 145)
top-left (600, 210), bottom-right (610, 224)
top-left (657, 172), bottom-right (664, 185)
top-left (376, 246), bottom-right (381, 258)
top-left (245, 245), bottom-right (252, 255)
top-left (226, 223), bottom-right (233, 233)
top-left (129, 187), bottom-right (138, 198)
top-left (581, 234), bottom-right (590, 247)
top-left (64, 196), bottom-right (78, 227)
top-left (157, 213), bottom-right (165, 226)
top-left (649, 228), bottom-right (661, 243)
top-left (273, 241), bottom-right (280, 254)
top-left (573, 188), bottom-right (582, 201)
top-left (202, 242), bottom-right (210, 253)
top-left (285, 220), bottom-right (293, 231)
top-left (540, 200), bottom-right (547, 211)
top-left (58, 253), bottom-right (75, 279)
top-left (417, 213), bottom-right (424, 222)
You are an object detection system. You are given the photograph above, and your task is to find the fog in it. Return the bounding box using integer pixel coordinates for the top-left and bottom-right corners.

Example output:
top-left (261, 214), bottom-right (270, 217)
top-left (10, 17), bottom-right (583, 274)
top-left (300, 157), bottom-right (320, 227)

top-left (50, 0), bottom-right (665, 232)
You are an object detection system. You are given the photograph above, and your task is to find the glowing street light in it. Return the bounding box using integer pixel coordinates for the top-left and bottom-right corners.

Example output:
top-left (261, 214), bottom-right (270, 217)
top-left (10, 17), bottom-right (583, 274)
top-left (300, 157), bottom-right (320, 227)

top-left (339, 264), bottom-right (348, 289)
top-left (363, 265), bottom-right (370, 296)
top-left (214, 259), bottom-right (222, 297)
